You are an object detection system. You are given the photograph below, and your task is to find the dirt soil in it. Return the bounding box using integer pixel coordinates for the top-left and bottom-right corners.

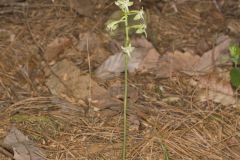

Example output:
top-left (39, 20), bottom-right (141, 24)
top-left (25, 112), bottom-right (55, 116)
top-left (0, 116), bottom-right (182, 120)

top-left (0, 0), bottom-right (240, 159)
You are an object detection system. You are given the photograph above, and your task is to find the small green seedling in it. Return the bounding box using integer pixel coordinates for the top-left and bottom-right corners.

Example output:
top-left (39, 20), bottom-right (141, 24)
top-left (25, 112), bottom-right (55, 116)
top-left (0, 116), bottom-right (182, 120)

top-left (106, 0), bottom-right (147, 159)
top-left (229, 44), bottom-right (240, 88)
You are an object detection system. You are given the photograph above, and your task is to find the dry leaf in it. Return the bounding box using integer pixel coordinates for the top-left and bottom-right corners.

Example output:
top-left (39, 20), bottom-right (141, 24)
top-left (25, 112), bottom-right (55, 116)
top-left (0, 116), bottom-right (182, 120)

top-left (3, 127), bottom-right (45, 160)
top-left (95, 53), bottom-right (125, 79)
top-left (46, 59), bottom-right (105, 99)
top-left (95, 37), bottom-right (155, 79)
top-left (131, 36), bottom-right (153, 48)
top-left (155, 51), bottom-right (200, 78)
top-left (190, 35), bottom-right (231, 75)
top-left (91, 86), bottom-right (121, 111)
top-left (128, 47), bottom-right (152, 73)
top-left (44, 37), bottom-right (72, 62)
top-left (199, 90), bottom-right (236, 106)
top-left (137, 48), bottom-right (160, 73)
top-left (156, 36), bottom-right (232, 77)
top-left (46, 59), bottom-right (121, 110)
top-left (194, 74), bottom-right (236, 106)
top-left (196, 38), bottom-right (211, 55)
top-left (197, 74), bottom-right (234, 96)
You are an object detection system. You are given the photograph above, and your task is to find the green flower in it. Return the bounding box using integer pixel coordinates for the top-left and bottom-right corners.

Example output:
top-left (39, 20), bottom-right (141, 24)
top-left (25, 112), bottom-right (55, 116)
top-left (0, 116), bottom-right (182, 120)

top-left (106, 21), bottom-right (119, 32)
top-left (136, 24), bottom-right (147, 37)
top-left (115, 0), bottom-right (133, 12)
top-left (133, 8), bottom-right (144, 20)
top-left (121, 44), bottom-right (134, 57)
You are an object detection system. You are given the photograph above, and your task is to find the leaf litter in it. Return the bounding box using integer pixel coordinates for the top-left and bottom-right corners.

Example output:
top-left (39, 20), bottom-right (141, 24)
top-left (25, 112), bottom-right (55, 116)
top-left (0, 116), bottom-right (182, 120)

top-left (44, 37), bottom-right (72, 62)
top-left (96, 34), bottom-right (238, 106)
top-left (0, 0), bottom-right (240, 159)
top-left (95, 37), bottom-right (155, 79)
top-left (2, 127), bottom-right (45, 160)
top-left (191, 73), bottom-right (237, 106)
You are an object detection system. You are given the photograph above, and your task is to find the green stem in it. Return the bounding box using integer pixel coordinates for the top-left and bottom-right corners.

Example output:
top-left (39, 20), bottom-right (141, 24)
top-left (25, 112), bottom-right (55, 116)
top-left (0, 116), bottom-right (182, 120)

top-left (122, 13), bottom-right (129, 160)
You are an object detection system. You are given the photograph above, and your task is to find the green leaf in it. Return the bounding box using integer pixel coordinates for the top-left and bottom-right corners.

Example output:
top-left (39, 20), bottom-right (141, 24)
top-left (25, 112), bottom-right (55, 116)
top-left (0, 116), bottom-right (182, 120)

top-left (229, 45), bottom-right (240, 57)
top-left (229, 44), bottom-right (240, 67)
top-left (230, 68), bottom-right (240, 88)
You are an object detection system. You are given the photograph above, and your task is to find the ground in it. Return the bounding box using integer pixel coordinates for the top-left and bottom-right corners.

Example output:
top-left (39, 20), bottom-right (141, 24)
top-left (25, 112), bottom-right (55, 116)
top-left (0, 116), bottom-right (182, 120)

top-left (0, 0), bottom-right (240, 159)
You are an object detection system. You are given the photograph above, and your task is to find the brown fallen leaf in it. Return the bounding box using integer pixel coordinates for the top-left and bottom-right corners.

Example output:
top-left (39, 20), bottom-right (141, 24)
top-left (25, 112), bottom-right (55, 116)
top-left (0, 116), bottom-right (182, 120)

top-left (95, 53), bottom-right (125, 79)
top-left (196, 38), bottom-right (211, 55)
top-left (197, 74), bottom-right (234, 96)
top-left (44, 37), bottom-right (72, 62)
top-left (190, 35), bottom-right (232, 75)
top-left (155, 50), bottom-right (200, 78)
top-left (192, 74), bottom-right (236, 106)
top-left (46, 60), bottom-right (104, 97)
top-left (46, 59), bottom-right (121, 111)
top-left (199, 90), bottom-right (236, 106)
top-left (137, 48), bottom-right (160, 73)
top-left (95, 37), bottom-right (155, 79)
top-left (155, 35), bottom-right (232, 77)
top-left (3, 127), bottom-right (45, 160)
top-left (91, 85), bottom-right (121, 111)
top-left (131, 36), bottom-right (153, 49)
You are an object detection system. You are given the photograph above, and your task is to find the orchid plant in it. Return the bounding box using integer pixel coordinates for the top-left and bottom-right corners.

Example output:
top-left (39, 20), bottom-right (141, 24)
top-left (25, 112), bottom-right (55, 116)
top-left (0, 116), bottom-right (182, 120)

top-left (229, 44), bottom-right (240, 89)
top-left (106, 0), bottom-right (147, 159)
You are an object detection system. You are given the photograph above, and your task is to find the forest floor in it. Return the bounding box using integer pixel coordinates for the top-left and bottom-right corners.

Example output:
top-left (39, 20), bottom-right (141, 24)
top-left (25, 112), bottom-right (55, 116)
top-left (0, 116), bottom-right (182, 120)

top-left (0, 0), bottom-right (240, 159)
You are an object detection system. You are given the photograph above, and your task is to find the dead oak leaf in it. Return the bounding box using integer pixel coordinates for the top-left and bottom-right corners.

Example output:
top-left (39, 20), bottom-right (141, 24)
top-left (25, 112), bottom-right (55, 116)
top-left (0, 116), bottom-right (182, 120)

top-left (193, 74), bottom-right (236, 106)
top-left (3, 127), bottom-right (45, 160)
top-left (137, 48), bottom-right (160, 73)
top-left (190, 36), bottom-right (232, 75)
top-left (155, 50), bottom-right (200, 78)
top-left (199, 90), bottom-right (236, 106)
top-left (155, 36), bottom-right (232, 78)
top-left (197, 74), bottom-right (234, 96)
top-left (95, 37), bottom-right (154, 79)
top-left (46, 60), bottom-right (124, 111)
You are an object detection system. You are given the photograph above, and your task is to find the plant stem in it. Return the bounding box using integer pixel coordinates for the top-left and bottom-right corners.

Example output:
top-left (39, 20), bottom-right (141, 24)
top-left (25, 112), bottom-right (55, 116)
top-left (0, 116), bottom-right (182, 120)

top-left (122, 13), bottom-right (129, 160)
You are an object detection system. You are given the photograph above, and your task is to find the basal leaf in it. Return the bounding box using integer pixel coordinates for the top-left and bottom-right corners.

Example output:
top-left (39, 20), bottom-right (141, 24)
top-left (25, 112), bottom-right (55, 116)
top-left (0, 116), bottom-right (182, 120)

top-left (230, 68), bottom-right (240, 88)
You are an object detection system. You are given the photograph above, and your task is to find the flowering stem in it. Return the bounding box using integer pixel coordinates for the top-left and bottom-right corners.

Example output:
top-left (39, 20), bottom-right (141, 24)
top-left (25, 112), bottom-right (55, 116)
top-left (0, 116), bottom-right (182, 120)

top-left (106, 1), bottom-right (146, 159)
top-left (122, 12), bottom-right (129, 160)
